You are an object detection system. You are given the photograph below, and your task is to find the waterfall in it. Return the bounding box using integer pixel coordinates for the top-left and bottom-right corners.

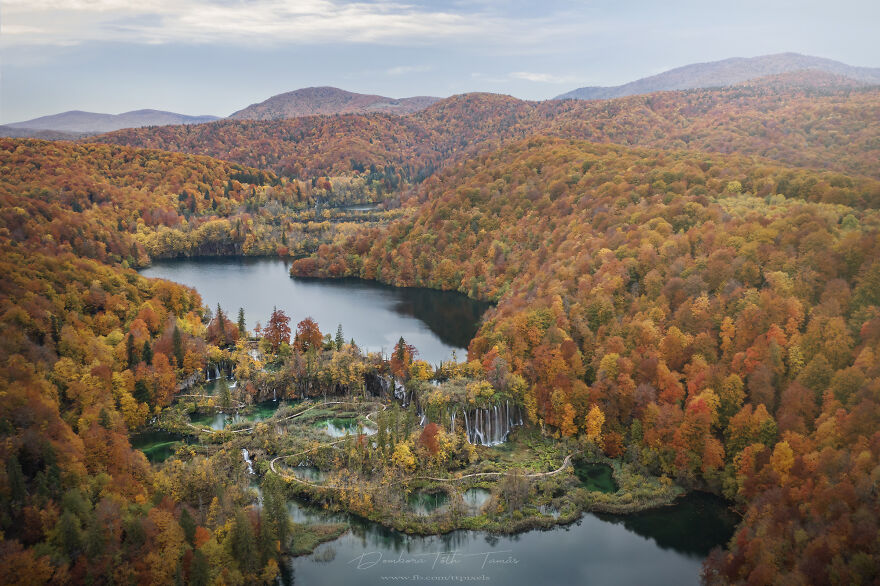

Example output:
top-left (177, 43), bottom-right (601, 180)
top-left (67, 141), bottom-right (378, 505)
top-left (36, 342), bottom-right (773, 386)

top-left (206, 364), bottom-right (221, 381)
top-left (242, 448), bottom-right (254, 474)
top-left (450, 412), bottom-right (456, 434)
top-left (273, 388), bottom-right (277, 401)
top-left (458, 402), bottom-right (523, 446)
top-left (392, 379), bottom-right (405, 401)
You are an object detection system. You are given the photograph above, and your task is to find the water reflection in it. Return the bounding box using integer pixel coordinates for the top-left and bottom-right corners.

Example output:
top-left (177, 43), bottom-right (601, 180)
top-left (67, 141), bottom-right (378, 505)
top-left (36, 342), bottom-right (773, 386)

top-left (284, 493), bottom-right (736, 585)
top-left (463, 488), bottom-right (491, 514)
top-left (140, 258), bottom-right (490, 364)
top-left (594, 492), bottom-right (739, 558)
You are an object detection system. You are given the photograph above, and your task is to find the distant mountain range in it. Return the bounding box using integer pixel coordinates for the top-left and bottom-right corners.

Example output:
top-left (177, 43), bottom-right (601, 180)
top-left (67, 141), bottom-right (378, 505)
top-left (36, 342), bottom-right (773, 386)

top-left (0, 110), bottom-right (220, 138)
top-left (5, 54), bottom-right (878, 138)
top-left (555, 53), bottom-right (880, 100)
top-left (1, 89), bottom-right (442, 137)
top-left (228, 86), bottom-right (441, 120)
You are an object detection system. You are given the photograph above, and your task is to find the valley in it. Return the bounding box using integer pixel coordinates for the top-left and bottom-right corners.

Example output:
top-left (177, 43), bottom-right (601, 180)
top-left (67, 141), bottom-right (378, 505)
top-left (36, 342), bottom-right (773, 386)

top-left (1, 48), bottom-right (879, 585)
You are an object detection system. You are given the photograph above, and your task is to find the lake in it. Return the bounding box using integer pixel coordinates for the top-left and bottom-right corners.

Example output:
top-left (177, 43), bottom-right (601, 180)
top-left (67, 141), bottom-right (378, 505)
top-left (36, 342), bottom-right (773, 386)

top-left (189, 401), bottom-right (283, 430)
top-left (141, 256), bottom-right (738, 584)
top-left (140, 257), bottom-right (490, 364)
top-left (285, 493), bottom-right (736, 586)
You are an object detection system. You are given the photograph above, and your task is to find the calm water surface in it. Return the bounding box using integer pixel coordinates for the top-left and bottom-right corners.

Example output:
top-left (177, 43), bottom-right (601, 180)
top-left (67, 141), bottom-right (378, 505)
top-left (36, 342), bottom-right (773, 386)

top-left (286, 493), bottom-right (736, 586)
top-left (189, 401), bottom-right (282, 430)
top-left (140, 257), bottom-right (489, 364)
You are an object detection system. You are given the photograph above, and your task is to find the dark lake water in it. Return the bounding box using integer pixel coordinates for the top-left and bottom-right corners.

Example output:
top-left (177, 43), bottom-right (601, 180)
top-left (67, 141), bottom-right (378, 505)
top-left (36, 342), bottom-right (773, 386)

top-left (574, 462), bottom-right (618, 493)
top-left (286, 493), bottom-right (736, 586)
top-left (140, 257), bottom-right (490, 364)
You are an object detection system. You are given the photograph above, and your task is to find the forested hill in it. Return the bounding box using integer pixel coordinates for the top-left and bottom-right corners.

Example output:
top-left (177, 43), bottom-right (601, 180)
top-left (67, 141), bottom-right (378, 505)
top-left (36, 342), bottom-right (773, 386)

top-left (289, 137), bottom-right (880, 583)
top-left (0, 138), bottom-right (400, 582)
top-left (0, 139), bottom-right (279, 264)
top-left (229, 86), bottom-right (440, 120)
top-left (91, 80), bottom-right (880, 182)
top-left (0, 141), bottom-right (226, 582)
top-left (0, 138), bottom-right (400, 265)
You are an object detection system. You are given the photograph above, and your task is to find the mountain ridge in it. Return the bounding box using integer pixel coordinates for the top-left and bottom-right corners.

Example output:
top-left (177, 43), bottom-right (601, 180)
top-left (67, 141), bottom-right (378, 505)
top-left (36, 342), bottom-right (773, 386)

top-left (91, 78), bottom-right (880, 181)
top-left (228, 86), bottom-right (442, 120)
top-left (555, 52), bottom-right (880, 100)
top-left (1, 109), bottom-right (220, 136)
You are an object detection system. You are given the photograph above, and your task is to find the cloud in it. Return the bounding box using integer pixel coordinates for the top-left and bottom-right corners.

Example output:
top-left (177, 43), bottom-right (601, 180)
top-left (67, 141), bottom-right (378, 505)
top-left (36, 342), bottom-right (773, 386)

top-left (1, 0), bottom-right (506, 47)
top-left (0, 24), bottom-right (48, 35)
top-left (386, 65), bottom-right (433, 75)
top-left (509, 71), bottom-right (579, 84)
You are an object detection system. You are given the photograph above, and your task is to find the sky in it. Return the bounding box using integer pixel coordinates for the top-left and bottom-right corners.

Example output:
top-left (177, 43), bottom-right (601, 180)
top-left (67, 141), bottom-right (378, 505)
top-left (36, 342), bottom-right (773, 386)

top-left (2, 0), bottom-right (879, 123)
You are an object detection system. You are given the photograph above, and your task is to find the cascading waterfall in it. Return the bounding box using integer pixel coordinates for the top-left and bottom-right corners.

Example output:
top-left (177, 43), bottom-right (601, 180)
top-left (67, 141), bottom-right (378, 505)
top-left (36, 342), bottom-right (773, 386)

top-left (370, 374), bottom-right (392, 398)
top-left (242, 448), bottom-right (254, 474)
top-left (458, 400), bottom-right (522, 446)
top-left (205, 364), bottom-right (220, 381)
top-left (205, 361), bottom-right (237, 383)
top-left (392, 379), bottom-right (407, 404)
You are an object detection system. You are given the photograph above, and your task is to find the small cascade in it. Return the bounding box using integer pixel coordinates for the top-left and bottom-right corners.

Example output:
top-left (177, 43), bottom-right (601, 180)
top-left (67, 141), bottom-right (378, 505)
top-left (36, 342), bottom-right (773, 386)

top-left (206, 361), bottom-right (235, 382)
top-left (242, 448), bottom-right (254, 475)
top-left (450, 412), bottom-right (456, 434)
top-left (393, 379), bottom-right (406, 403)
top-left (365, 373), bottom-right (392, 398)
top-left (458, 401), bottom-right (523, 446)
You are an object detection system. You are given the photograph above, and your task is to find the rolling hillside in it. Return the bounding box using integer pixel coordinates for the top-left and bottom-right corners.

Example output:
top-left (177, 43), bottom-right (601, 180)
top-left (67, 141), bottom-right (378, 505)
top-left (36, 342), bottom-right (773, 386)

top-left (229, 86), bottom-right (441, 120)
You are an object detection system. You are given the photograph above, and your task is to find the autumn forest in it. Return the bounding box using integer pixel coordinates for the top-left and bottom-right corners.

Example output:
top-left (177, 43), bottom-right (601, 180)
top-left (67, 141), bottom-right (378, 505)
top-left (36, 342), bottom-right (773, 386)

top-left (2, 71), bottom-right (880, 585)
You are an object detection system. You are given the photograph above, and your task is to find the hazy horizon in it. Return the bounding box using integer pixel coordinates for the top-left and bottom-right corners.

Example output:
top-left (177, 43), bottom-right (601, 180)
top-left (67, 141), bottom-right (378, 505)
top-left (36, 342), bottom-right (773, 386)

top-left (2, 0), bottom-right (879, 124)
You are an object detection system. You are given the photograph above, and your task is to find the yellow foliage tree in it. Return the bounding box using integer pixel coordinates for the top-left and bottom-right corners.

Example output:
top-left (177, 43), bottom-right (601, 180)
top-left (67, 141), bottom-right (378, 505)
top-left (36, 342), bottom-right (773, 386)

top-left (585, 404), bottom-right (605, 447)
top-left (409, 360), bottom-right (433, 381)
top-left (771, 440), bottom-right (795, 484)
top-left (391, 442), bottom-right (416, 473)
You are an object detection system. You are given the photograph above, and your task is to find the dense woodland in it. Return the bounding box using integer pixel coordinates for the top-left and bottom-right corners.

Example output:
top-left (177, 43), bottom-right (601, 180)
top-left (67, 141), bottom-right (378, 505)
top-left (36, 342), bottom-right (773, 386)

top-left (0, 139), bottom-right (402, 264)
top-left (0, 139), bottom-right (408, 582)
top-left (95, 77), bottom-right (880, 182)
top-left (1, 74), bottom-right (880, 584)
top-left (291, 137), bottom-right (880, 583)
